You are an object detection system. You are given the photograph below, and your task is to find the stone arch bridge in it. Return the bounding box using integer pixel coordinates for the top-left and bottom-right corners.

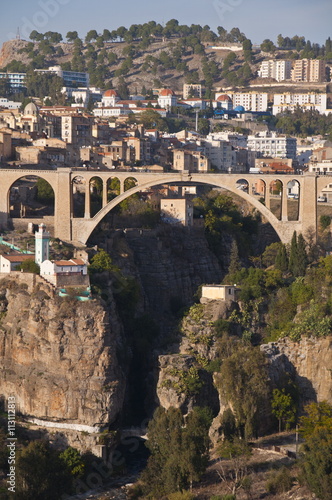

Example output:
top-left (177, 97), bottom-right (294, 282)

top-left (0, 168), bottom-right (330, 245)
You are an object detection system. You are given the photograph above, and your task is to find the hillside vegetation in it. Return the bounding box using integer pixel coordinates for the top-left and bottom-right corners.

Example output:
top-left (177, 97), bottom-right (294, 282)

top-left (1, 22), bottom-right (331, 98)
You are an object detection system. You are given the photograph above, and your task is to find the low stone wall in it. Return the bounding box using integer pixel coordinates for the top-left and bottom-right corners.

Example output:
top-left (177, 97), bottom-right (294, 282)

top-left (10, 217), bottom-right (55, 236)
top-left (0, 272), bottom-right (56, 295)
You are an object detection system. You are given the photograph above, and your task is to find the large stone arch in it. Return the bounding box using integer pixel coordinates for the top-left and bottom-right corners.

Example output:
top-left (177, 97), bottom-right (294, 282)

top-left (6, 172), bottom-right (57, 218)
top-left (71, 174), bottom-right (289, 244)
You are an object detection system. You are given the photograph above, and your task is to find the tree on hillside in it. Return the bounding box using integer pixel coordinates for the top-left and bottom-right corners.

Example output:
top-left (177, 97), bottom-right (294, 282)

top-left (288, 231), bottom-right (298, 275)
top-left (260, 39), bottom-right (276, 52)
top-left (85, 30), bottom-right (98, 43)
top-left (275, 243), bottom-right (289, 273)
top-left (66, 31), bottom-right (79, 42)
top-left (141, 406), bottom-right (212, 495)
top-left (300, 402), bottom-right (332, 499)
top-left (44, 31), bottom-right (63, 44)
top-left (218, 345), bottom-right (269, 439)
top-left (29, 30), bottom-right (44, 42)
top-left (16, 441), bottom-right (72, 499)
top-left (227, 240), bottom-right (241, 277)
top-left (271, 388), bottom-right (296, 432)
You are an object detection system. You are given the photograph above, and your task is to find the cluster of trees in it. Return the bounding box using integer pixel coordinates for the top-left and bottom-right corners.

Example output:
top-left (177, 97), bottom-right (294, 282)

top-left (300, 402), bottom-right (332, 499)
top-left (193, 192), bottom-right (260, 264)
top-left (277, 34), bottom-right (332, 59)
top-left (223, 231), bottom-right (332, 343)
top-left (140, 406), bottom-right (212, 496)
top-left (274, 108), bottom-right (332, 141)
top-left (0, 439), bottom-right (86, 499)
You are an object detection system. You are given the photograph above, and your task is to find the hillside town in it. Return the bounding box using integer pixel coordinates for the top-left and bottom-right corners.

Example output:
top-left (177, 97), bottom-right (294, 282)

top-left (2, 18), bottom-right (332, 500)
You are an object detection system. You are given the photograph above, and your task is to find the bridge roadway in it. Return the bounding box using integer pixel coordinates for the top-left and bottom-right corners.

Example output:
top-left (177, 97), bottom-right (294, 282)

top-left (0, 167), bottom-right (330, 244)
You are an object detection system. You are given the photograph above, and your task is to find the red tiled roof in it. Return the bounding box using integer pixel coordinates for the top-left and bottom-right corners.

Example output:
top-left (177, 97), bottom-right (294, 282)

top-left (1, 254), bottom-right (35, 263)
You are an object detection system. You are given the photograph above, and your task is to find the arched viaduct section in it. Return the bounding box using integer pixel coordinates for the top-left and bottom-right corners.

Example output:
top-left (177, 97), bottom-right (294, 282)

top-left (0, 168), bottom-right (326, 245)
top-left (71, 171), bottom-right (318, 245)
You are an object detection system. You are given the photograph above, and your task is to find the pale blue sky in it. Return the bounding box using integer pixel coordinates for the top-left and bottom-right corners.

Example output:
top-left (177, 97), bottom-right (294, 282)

top-left (1, 0), bottom-right (331, 48)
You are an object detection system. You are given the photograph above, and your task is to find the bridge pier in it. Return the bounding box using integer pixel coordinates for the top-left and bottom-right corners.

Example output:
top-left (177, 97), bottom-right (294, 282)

top-left (84, 182), bottom-right (91, 219)
top-left (265, 188), bottom-right (271, 210)
top-left (281, 188), bottom-right (288, 221)
top-left (102, 180), bottom-right (108, 208)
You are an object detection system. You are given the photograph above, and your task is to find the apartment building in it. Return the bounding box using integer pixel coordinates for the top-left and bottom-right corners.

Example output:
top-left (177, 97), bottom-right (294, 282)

top-left (224, 91), bottom-right (268, 112)
top-left (202, 135), bottom-right (233, 171)
top-left (258, 60), bottom-right (292, 81)
top-left (61, 114), bottom-right (93, 147)
top-left (272, 92), bottom-right (327, 115)
top-left (291, 59), bottom-right (325, 83)
top-left (172, 149), bottom-right (210, 172)
top-left (35, 65), bottom-right (90, 87)
top-left (183, 84), bottom-right (202, 99)
top-left (0, 72), bottom-right (26, 91)
top-left (247, 131), bottom-right (297, 159)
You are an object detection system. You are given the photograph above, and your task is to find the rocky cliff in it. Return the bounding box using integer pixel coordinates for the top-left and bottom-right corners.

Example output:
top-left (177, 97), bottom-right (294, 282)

top-left (0, 278), bottom-right (125, 431)
top-left (262, 336), bottom-right (332, 405)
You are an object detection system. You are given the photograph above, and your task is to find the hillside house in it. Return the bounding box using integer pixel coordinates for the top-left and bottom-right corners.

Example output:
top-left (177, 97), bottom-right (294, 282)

top-left (40, 258), bottom-right (89, 287)
top-left (0, 254), bottom-right (35, 273)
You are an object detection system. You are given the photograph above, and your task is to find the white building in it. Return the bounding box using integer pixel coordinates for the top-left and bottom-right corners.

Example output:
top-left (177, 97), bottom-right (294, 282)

top-left (258, 60), bottom-right (292, 81)
top-left (207, 132), bottom-right (247, 149)
top-left (0, 254), bottom-right (35, 273)
top-left (247, 131), bottom-right (297, 159)
top-left (100, 89), bottom-right (120, 107)
top-left (223, 91), bottom-right (268, 112)
top-left (93, 107), bottom-right (131, 117)
top-left (35, 66), bottom-right (89, 87)
top-left (158, 89), bottom-right (177, 109)
top-left (272, 92), bottom-right (327, 115)
top-left (308, 160), bottom-right (332, 174)
top-left (0, 72), bottom-right (26, 91)
top-left (0, 98), bottom-right (21, 109)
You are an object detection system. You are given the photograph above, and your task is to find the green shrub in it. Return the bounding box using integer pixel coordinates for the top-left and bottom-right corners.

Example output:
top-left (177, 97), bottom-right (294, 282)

top-left (167, 492), bottom-right (195, 500)
top-left (266, 466), bottom-right (293, 494)
top-left (320, 215), bottom-right (331, 230)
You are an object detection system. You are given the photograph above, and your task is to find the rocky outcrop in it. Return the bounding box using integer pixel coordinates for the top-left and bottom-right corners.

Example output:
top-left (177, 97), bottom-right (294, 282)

top-left (262, 336), bottom-right (332, 405)
top-left (0, 278), bottom-right (126, 431)
top-left (156, 300), bottom-right (236, 417)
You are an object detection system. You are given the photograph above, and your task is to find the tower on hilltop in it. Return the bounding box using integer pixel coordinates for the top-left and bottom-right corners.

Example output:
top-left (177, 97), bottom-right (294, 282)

top-left (35, 224), bottom-right (50, 265)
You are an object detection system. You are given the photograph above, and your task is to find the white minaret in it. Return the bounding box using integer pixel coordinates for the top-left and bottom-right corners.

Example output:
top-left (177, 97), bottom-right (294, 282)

top-left (35, 224), bottom-right (50, 265)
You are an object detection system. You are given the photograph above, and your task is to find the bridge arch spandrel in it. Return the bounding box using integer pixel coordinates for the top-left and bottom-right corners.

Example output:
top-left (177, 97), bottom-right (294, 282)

top-left (71, 173), bottom-right (295, 245)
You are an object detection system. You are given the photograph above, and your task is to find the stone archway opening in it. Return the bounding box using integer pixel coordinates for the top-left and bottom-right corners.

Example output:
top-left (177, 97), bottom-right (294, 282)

top-left (107, 177), bottom-right (121, 201)
top-left (268, 179), bottom-right (283, 220)
top-left (89, 176), bottom-right (103, 217)
top-left (235, 178), bottom-right (249, 194)
top-left (124, 177), bottom-right (138, 191)
top-left (287, 179), bottom-right (300, 221)
top-left (72, 175), bottom-right (86, 218)
top-left (8, 175), bottom-right (55, 219)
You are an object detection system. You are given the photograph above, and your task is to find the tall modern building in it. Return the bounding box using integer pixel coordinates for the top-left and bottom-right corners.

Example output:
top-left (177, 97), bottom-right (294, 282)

top-left (258, 60), bottom-right (292, 81)
top-left (224, 91), bottom-right (268, 112)
top-left (0, 72), bottom-right (26, 91)
top-left (35, 66), bottom-right (89, 87)
top-left (291, 59), bottom-right (325, 82)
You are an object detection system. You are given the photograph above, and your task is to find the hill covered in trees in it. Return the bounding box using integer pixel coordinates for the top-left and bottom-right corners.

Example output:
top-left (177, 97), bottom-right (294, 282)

top-left (1, 21), bottom-right (331, 100)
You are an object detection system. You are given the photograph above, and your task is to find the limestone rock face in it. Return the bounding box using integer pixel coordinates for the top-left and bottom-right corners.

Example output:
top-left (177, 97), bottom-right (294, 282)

top-left (262, 336), bottom-right (332, 404)
top-left (0, 281), bottom-right (125, 430)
